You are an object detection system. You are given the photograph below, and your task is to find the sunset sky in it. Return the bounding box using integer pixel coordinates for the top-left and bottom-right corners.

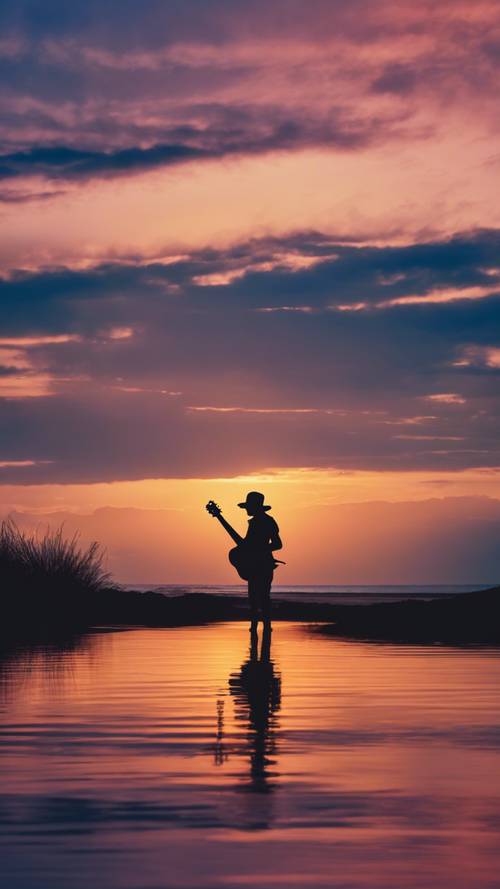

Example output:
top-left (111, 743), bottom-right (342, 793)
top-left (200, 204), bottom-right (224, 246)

top-left (1, 0), bottom-right (499, 583)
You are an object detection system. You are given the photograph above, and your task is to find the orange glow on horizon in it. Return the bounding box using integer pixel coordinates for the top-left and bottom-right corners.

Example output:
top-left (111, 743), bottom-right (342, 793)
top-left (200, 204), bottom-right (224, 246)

top-left (2, 467), bottom-right (499, 585)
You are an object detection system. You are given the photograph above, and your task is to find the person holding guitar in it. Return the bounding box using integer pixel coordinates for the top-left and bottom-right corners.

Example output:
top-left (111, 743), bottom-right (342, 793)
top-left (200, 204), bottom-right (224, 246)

top-left (206, 492), bottom-right (283, 633)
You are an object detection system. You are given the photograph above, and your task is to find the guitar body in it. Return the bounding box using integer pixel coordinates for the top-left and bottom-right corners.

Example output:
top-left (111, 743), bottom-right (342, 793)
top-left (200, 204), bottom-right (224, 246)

top-left (229, 545), bottom-right (277, 581)
top-left (227, 545), bottom-right (268, 580)
top-left (228, 545), bottom-right (252, 581)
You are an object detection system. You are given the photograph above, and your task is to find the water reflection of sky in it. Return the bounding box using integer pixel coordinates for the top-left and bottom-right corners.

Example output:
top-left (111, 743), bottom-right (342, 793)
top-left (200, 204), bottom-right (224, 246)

top-left (1, 623), bottom-right (500, 888)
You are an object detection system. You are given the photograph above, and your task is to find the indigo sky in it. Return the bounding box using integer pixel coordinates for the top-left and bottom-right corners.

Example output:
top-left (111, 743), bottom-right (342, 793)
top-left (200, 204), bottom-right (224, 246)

top-left (0, 1), bottom-right (499, 580)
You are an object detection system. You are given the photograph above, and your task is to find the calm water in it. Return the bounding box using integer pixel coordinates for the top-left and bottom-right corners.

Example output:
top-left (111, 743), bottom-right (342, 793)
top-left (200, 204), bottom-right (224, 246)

top-left (1, 623), bottom-right (500, 889)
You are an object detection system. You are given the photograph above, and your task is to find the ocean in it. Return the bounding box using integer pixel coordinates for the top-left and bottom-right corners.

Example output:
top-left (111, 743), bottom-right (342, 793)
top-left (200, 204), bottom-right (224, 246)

top-left (124, 583), bottom-right (491, 606)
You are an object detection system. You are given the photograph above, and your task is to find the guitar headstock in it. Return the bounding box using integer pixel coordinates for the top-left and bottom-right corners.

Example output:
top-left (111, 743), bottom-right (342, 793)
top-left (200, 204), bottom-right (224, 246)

top-left (206, 500), bottom-right (222, 518)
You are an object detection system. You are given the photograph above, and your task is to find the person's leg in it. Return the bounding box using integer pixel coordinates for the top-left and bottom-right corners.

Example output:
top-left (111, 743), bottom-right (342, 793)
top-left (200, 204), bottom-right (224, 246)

top-left (259, 572), bottom-right (273, 631)
top-left (261, 622), bottom-right (272, 660)
top-left (247, 577), bottom-right (259, 632)
top-left (250, 627), bottom-right (259, 658)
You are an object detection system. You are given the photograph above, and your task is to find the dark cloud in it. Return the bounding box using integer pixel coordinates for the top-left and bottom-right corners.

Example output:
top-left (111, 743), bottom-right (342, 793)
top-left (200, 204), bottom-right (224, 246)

top-left (0, 0), bottom-right (497, 188)
top-left (0, 366), bottom-right (24, 377)
top-left (0, 143), bottom-right (210, 182)
top-left (0, 107), bottom-right (403, 183)
top-left (0, 229), bottom-right (499, 483)
top-left (0, 1), bottom-right (495, 63)
top-left (0, 187), bottom-right (64, 203)
top-left (0, 1), bottom-right (394, 48)
top-left (371, 63), bottom-right (418, 95)
top-left (482, 40), bottom-right (500, 65)
top-left (2, 227), bottom-right (499, 321)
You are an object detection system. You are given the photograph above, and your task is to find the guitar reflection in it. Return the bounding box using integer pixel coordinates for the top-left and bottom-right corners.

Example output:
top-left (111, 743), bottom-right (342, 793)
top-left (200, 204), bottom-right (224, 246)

top-left (229, 628), bottom-right (281, 795)
top-left (213, 697), bottom-right (228, 766)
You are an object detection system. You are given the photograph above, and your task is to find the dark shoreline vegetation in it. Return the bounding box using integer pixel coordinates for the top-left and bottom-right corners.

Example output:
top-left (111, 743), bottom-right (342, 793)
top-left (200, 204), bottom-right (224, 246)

top-left (0, 518), bottom-right (112, 644)
top-left (1, 520), bottom-right (499, 648)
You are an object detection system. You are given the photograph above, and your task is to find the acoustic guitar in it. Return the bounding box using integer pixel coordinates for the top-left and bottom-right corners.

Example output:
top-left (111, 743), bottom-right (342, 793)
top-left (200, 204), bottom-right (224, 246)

top-left (205, 500), bottom-right (283, 581)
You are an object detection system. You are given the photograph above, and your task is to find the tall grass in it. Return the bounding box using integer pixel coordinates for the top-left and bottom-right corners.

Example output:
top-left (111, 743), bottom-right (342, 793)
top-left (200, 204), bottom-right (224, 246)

top-left (0, 518), bottom-right (111, 594)
top-left (0, 518), bottom-right (113, 634)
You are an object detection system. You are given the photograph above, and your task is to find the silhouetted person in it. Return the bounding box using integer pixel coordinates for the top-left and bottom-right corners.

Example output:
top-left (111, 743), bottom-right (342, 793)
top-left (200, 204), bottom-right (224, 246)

top-left (238, 492), bottom-right (282, 632)
top-left (229, 625), bottom-right (281, 795)
top-left (205, 491), bottom-right (283, 631)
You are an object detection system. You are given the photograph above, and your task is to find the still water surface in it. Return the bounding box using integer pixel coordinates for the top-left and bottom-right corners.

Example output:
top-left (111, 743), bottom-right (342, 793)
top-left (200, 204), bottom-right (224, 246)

top-left (1, 623), bottom-right (500, 889)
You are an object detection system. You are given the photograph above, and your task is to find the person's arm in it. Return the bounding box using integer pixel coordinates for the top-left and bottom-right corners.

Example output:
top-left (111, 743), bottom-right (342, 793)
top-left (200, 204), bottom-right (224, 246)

top-left (217, 513), bottom-right (244, 545)
top-left (270, 523), bottom-right (283, 551)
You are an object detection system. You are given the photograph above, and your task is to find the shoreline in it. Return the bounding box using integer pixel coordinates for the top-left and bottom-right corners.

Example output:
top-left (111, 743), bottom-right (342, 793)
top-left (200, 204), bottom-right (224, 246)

top-left (2, 584), bottom-right (498, 649)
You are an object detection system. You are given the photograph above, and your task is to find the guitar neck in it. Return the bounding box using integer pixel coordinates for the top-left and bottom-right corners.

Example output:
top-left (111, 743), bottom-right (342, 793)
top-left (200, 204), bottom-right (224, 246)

top-left (216, 514), bottom-right (244, 546)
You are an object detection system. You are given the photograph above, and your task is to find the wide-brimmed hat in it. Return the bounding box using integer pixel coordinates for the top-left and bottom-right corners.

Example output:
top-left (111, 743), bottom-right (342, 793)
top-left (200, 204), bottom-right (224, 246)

top-left (238, 491), bottom-right (271, 511)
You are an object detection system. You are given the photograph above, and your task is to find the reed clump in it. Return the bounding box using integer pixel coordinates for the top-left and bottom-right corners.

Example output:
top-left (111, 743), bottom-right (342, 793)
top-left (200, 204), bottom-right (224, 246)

top-left (0, 518), bottom-right (112, 636)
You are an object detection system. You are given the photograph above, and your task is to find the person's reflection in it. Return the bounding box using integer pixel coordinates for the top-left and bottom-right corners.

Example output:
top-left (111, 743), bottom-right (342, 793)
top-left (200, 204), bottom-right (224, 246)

top-left (229, 627), bottom-right (281, 794)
